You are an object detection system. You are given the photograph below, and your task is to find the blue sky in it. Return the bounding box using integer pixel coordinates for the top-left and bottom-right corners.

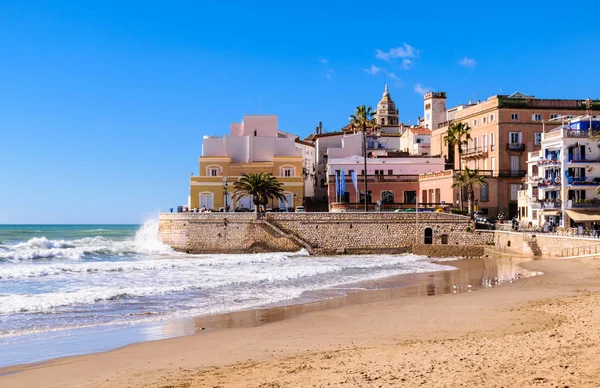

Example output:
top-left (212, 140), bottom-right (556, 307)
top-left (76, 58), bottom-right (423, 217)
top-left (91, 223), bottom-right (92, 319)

top-left (1, 1), bottom-right (600, 223)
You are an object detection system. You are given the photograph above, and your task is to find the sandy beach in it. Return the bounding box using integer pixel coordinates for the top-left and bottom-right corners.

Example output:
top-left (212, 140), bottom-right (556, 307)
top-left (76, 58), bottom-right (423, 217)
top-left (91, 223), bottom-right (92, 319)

top-left (3, 256), bottom-right (600, 387)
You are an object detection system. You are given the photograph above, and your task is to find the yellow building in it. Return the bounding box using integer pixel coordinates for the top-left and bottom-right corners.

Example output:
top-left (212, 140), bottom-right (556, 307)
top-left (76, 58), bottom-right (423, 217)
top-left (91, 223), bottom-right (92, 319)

top-left (189, 115), bottom-right (304, 210)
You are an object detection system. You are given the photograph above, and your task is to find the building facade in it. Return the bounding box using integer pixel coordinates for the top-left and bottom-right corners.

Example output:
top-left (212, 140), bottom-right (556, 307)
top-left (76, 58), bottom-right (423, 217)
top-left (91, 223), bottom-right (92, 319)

top-left (325, 131), bottom-right (444, 208)
top-left (190, 115), bottom-right (304, 210)
top-left (426, 92), bottom-right (596, 218)
top-left (521, 115), bottom-right (600, 229)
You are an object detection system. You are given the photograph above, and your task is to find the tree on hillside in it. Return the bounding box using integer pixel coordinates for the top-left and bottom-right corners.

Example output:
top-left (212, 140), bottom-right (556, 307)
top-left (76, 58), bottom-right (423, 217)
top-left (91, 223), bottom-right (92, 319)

top-left (452, 167), bottom-right (487, 217)
top-left (349, 105), bottom-right (377, 212)
top-left (444, 121), bottom-right (472, 209)
top-left (233, 173), bottom-right (286, 218)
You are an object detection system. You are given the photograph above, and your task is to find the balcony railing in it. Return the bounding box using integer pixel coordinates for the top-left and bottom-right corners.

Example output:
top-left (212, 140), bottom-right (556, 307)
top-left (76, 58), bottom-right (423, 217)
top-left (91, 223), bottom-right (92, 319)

top-left (461, 144), bottom-right (494, 157)
top-left (567, 199), bottom-right (600, 209)
top-left (567, 156), bottom-right (600, 163)
top-left (537, 159), bottom-right (561, 166)
top-left (538, 178), bottom-right (562, 187)
top-left (506, 143), bottom-right (525, 152)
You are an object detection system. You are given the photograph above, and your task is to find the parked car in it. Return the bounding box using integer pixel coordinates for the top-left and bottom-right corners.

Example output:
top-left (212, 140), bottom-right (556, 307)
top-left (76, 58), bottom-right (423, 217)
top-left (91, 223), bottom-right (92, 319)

top-left (295, 206), bottom-right (305, 213)
top-left (475, 217), bottom-right (496, 230)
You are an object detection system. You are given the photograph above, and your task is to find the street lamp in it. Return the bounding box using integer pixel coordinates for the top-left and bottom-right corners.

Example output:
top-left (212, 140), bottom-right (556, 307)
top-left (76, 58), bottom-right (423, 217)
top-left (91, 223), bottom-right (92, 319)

top-left (223, 180), bottom-right (229, 211)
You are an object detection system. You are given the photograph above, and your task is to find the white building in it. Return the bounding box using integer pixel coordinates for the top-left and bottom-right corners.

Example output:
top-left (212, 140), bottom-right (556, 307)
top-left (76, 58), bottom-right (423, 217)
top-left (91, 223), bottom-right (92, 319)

top-left (521, 115), bottom-right (600, 229)
top-left (399, 126), bottom-right (431, 156)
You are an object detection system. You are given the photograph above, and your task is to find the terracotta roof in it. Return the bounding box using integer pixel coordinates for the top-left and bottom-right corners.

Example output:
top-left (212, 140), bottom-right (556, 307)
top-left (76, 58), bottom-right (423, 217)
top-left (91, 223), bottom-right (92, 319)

top-left (408, 127), bottom-right (431, 135)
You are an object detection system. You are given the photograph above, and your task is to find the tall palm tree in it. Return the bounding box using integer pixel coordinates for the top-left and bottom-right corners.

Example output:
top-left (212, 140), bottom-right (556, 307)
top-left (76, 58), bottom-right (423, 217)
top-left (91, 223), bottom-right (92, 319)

top-left (349, 105), bottom-right (376, 212)
top-left (444, 121), bottom-right (472, 209)
top-left (232, 172), bottom-right (286, 218)
top-left (452, 167), bottom-right (487, 217)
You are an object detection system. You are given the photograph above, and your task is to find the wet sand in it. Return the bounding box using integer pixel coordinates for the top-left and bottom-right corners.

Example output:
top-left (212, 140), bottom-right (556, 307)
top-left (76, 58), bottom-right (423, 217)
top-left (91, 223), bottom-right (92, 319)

top-left (3, 256), bottom-right (600, 387)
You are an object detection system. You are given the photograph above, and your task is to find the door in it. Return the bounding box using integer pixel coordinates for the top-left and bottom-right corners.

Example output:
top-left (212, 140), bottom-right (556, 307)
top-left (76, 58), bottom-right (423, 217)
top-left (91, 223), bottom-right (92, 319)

top-left (424, 228), bottom-right (433, 245)
top-left (510, 156), bottom-right (520, 174)
top-left (200, 193), bottom-right (214, 209)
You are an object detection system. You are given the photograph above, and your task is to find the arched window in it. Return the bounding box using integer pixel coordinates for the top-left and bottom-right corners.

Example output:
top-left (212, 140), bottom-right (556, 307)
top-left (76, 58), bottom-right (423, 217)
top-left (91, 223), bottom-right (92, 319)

top-left (280, 165), bottom-right (296, 177)
top-left (205, 165), bottom-right (222, 177)
top-left (381, 118), bottom-right (386, 125)
top-left (381, 190), bottom-right (395, 204)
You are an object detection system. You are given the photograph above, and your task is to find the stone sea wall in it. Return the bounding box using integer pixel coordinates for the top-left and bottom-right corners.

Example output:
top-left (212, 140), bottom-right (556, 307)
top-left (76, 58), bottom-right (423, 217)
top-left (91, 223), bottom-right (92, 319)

top-left (491, 230), bottom-right (600, 257)
top-left (159, 212), bottom-right (493, 256)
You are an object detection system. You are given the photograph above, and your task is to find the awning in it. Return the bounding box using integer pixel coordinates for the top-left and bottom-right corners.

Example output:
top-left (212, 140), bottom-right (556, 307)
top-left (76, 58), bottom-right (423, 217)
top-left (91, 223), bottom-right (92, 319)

top-left (565, 210), bottom-right (600, 222)
top-left (542, 210), bottom-right (560, 216)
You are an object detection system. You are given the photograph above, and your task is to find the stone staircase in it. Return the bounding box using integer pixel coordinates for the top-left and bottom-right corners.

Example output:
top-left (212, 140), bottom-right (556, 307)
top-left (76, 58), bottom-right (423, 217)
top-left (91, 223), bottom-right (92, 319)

top-left (525, 237), bottom-right (543, 257)
top-left (258, 219), bottom-right (314, 253)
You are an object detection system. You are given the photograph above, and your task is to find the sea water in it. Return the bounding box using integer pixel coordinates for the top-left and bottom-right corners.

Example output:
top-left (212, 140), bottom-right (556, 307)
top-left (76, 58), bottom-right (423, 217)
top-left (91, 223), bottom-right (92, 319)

top-left (0, 220), bottom-right (459, 367)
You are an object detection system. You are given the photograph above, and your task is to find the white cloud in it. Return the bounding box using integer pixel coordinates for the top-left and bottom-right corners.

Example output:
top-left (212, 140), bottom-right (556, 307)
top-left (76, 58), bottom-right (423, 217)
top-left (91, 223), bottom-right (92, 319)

top-left (320, 58), bottom-right (328, 64)
top-left (364, 64), bottom-right (381, 75)
top-left (458, 57), bottom-right (477, 68)
top-left (365, 65), bottom-right (402, 87)
top-left (414, 83), bottom-right (431, 95)
top-left (375, 43), bottom-right (419, 61)
top-left (401, 58), bottom-right (414, 70)
top-left (326, 69), bottom-right (334, 80)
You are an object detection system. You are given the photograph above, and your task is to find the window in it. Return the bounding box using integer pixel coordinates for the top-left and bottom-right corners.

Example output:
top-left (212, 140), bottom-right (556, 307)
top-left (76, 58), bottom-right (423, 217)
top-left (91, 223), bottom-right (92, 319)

top-left (491, 157), bottom-right (496, 171)
top-left (510, 155), bottom-right (520, 173)
top-left (254, 130), bottom-right (257, 136)
top-left (532, 114), bottom-right (543, 121)
top-left (550, 114), bottom-right (560, 119)
top-left (207, 166), bottom-right (222, 176)
top-left (480, 185), bottom-right (489, 202)
top-left (280, 166), bottom-right (295, 177)
top-left (404, 191), bottom-right (417, 204)
top-left (473, 137), bottom-right (478, 150)
top-left (388, 169), bottom-right (393, 175)
top-left (511, 113), bottom-right (519, 121)
top-left (490, 114), bottom-right (495, 122)
top-left (425, 103), bottom-right (431, 110)
top-left (534, 133), bottom-right (542, 145)
top-left (482, 135), bottom-right (487, 151)
top-left (381, 118), bottom-right (386, 125)
top-left (381, 190), bottom-right (394, 204)
top-left (483, 159), bottom-right (488, 170)
top-left (490, 133), bottom-right (495, 147)
top-left (510, 184), bottom-right (520, 201)
top-left (509, 132), bottom-right (522, 144)
top-left (473, 119), bottom-right (478, 127)
top-left (482, 116), bottom-right (487, 124)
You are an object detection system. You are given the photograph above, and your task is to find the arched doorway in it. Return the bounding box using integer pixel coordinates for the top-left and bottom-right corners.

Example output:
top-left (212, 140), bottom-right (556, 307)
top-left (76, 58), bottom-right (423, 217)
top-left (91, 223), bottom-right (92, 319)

top-left (424, 227), bottom-right (433, 244)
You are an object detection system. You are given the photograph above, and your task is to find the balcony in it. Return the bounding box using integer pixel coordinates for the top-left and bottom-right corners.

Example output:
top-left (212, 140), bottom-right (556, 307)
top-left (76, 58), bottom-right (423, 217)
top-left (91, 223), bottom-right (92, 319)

top-left (538, 200), bottom-right (562, 209)
top-left (566, 177), bottom-right (600, 187)
top-left (496, 170), bottom-right (527, 178)
top-left (538, 178), bottom-right (562, 188)
top-left (506, 143), bottom-right (525, 152)
top-left (461, 145), bottom-right (494, 159)
top-left (537, 158), bottom-right (561, 167)
top-left (567, 156), bottom-right (600, 164)
top-left (567, 199), bottom-right (600, 209)
top-left (523, 175), bottom-right (540, 185)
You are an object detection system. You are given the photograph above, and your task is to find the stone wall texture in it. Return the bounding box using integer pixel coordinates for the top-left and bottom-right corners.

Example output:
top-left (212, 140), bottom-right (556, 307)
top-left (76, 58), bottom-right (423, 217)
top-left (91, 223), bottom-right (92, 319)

top-left (491, 231), bottom-right (600, 257)
top-left (159, 212), bottom-right (493, 256)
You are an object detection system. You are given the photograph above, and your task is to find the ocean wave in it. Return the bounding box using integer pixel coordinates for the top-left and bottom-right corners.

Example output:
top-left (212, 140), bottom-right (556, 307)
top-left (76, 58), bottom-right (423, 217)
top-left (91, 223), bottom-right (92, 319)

top-left (0, 219), bottom-right (175, 262)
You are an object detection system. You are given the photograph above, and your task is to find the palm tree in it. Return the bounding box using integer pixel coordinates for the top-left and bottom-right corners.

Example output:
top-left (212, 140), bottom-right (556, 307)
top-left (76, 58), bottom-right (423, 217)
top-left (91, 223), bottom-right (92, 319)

top-left (444, 121), bottom-right (472, 209)
top-left (452, 167), bottom-right (487, 217)
top-left (349, 105), bottom-right (376, 212)
top-left (232, 172), bottom-right (287, 218)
